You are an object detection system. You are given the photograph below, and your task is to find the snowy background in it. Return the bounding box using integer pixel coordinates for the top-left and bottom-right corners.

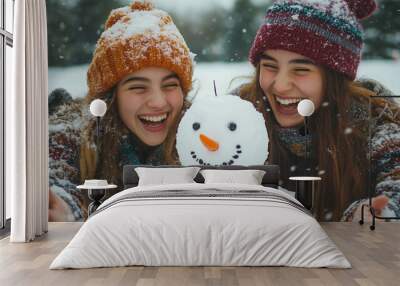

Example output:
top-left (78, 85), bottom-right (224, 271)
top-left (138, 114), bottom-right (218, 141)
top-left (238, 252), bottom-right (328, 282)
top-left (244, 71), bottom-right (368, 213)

top-left (49, 60), bottom-right (400, 101)
top-left (48, 0), bottom-right (400, 98)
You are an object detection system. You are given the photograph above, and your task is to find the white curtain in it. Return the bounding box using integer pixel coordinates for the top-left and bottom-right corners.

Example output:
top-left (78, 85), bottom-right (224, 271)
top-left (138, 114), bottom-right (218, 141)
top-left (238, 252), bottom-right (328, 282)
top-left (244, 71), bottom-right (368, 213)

top-left (7, 0), bottom-right (49, 242)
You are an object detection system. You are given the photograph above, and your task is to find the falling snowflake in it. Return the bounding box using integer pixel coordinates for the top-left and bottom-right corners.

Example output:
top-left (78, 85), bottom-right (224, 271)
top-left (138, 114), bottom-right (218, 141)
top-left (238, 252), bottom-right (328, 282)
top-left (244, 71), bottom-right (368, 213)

top-left (324, 212), bottom-right (333, 221)
top-left (344, 127), bottom-right (353, 134)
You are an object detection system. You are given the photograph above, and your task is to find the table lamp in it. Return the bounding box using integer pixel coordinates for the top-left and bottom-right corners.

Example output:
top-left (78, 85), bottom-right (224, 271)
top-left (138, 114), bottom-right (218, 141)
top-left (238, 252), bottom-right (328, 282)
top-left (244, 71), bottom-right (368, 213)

top-left (297, 99), bottom-right (315, 175)
top-left (89, 99), bottom-right (107, 147)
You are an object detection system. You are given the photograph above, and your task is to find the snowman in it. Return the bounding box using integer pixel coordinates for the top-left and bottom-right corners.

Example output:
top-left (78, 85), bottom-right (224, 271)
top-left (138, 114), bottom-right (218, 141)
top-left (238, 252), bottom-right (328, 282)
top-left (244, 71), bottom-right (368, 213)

top-left (176, 93), bottom-right (269, 166)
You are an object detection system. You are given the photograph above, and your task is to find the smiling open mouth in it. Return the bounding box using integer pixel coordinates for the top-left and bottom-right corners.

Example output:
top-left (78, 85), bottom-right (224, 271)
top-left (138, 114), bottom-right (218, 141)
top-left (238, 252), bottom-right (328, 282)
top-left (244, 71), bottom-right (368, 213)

top-left (276, 96), bottom-right (302, 106)
top-left (138, 113), bottom-right (168, 132)
top-left (189, 145), bottom-right (242, 166)
top-left (139, 113), bottom-right (168, 124)
top-left (275, 95), bottom-right (301, 115)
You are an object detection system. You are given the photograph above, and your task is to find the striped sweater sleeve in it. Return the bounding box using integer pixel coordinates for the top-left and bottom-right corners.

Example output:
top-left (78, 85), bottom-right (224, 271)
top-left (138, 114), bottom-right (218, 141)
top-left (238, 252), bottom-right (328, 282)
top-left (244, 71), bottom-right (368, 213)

top-left (342, 79), bottom-right (400, 221)
top-left (371, 121), bottom-right (400, 217)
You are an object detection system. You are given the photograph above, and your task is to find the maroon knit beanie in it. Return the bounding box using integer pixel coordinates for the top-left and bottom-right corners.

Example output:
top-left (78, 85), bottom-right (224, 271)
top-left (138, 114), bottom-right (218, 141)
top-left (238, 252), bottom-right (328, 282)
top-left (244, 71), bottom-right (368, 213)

top-left (249, 0), bottom-right (377, 80)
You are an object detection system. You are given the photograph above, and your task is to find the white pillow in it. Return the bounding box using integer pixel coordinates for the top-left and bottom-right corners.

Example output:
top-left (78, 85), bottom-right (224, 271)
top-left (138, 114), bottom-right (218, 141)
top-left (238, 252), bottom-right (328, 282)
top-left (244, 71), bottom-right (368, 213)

top-left (200, 169), bottom-right (266, 185)
top-left (135, 167), bottom-right (201, 186)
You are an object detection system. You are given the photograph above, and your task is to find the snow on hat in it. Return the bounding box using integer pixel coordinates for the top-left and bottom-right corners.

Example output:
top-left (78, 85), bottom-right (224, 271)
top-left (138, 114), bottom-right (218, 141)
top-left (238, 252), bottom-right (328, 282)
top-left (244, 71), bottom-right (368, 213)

top-left (249, 0), bottom-right (377, 80)
top-left (87, 0), bottom-right (195, 98)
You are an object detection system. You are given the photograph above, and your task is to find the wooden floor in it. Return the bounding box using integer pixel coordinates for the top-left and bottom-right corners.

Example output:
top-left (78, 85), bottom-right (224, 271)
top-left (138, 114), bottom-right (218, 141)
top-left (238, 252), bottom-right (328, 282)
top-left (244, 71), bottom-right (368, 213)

top-left (0, 222), bottom-right (399, 286)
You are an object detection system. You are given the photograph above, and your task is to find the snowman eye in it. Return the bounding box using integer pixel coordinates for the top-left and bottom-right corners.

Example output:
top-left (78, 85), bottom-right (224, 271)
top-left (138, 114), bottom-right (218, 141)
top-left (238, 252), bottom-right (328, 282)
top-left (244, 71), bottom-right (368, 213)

top-left (192, 122), bottom-right (201, 131)
top-left (228, 122), bottom-right (237, 131)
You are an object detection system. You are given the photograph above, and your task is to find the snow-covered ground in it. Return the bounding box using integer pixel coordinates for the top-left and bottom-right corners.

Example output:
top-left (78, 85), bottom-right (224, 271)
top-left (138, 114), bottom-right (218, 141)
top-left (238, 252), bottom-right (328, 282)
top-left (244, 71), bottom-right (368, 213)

top-left (49, 60), bottom-right (400, 99)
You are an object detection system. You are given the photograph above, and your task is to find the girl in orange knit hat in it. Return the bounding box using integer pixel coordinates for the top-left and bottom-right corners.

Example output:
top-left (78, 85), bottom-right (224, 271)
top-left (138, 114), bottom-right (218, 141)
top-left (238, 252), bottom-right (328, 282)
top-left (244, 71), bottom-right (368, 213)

top-left (49, 0), bottom-right (194, 221)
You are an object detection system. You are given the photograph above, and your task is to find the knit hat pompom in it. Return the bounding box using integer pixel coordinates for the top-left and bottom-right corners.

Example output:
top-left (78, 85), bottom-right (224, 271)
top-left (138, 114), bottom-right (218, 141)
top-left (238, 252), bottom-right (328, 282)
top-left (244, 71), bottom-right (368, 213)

top-left (130, 0), bottom-right (154, 12)
top-left (105, 1), bottom-right (155, 29)
top-left (344, 0), bottom-right (377, 20)
top-left (87, 0), bottom-right (194, 98)
top-left (105, 9), bottom-right (128, 29)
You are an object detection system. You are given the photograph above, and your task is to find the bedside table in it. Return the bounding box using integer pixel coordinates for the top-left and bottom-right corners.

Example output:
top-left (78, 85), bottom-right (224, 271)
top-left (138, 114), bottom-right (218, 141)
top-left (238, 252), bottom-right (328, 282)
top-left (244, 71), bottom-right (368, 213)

top-left (77, 183), bottom-right (117, 216)
top-left (289, 176), bottom-right (321, 215)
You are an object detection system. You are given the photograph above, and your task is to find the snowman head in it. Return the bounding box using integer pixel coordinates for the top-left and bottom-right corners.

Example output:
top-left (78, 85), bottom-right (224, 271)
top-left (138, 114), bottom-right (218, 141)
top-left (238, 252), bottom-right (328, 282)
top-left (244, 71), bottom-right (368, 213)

top-left (176, 94), bottom-right (269, 166)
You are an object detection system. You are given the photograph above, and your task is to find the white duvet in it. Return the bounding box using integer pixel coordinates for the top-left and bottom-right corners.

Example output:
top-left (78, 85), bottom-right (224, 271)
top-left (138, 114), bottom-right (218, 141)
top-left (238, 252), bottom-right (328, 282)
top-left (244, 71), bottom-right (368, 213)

top-left (50, 183), bottom-right (351, 269)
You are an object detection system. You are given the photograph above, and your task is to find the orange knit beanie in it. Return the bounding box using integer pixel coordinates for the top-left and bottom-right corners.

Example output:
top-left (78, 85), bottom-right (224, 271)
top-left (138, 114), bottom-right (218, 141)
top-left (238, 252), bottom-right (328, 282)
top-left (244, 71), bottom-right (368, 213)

top-left (87, 0), bottom-right (194, 98)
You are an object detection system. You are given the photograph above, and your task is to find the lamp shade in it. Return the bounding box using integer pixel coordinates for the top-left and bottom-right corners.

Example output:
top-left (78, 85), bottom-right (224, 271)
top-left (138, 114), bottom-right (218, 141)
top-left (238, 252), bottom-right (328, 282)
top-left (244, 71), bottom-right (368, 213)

top-left (89, 99), bottom-right (107, 117)
top-left (297, 99), bottom-right (315, 117)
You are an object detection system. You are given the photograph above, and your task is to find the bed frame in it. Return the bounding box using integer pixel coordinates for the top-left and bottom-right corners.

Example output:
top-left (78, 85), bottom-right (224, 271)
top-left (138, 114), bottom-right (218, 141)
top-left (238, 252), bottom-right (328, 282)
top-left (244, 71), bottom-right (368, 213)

top-left (123, 164), bottom-right (280, 190)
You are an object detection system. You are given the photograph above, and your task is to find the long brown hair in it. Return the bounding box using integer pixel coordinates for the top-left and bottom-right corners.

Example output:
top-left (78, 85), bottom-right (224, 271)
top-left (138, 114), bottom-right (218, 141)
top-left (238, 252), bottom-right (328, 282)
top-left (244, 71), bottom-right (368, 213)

top-left (239, 64), bottom-right (396, 221)
top-left (80, 82), bottom-right (190, 184)
top-left (80, 88), bottom-right (130, 185)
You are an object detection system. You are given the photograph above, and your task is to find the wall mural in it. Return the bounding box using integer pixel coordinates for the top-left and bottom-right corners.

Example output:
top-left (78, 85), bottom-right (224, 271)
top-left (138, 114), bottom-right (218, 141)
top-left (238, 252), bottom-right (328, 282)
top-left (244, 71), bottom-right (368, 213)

top-left (48, 0), bottom-right (400, 223)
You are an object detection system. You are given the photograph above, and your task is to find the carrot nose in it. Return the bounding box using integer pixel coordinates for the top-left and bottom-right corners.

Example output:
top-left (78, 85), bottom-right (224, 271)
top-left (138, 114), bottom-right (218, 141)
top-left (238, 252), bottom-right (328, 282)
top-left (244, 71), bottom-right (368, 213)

top-left (200, 134), bottom-right (219, 152)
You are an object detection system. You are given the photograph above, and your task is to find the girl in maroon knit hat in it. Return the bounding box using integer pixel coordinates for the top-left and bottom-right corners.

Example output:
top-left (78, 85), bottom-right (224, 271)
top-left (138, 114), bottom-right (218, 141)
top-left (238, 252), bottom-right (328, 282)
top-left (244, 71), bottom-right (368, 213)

top-left (237, 0), bottom-right (400, 221)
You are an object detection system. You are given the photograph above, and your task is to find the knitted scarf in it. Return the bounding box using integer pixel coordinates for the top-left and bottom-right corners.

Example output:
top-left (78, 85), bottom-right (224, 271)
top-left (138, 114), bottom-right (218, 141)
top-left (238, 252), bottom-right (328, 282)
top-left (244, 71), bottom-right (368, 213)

top-left (119, 132), bottom-right (164, 167)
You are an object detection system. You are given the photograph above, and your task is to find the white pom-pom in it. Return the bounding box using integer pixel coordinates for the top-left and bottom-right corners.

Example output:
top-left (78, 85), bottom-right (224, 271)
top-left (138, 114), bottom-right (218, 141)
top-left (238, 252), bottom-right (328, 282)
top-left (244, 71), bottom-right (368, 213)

top-left (297, 99), bottom-right (315, 117)
top-left (89, 99), bottom-right (107, 117)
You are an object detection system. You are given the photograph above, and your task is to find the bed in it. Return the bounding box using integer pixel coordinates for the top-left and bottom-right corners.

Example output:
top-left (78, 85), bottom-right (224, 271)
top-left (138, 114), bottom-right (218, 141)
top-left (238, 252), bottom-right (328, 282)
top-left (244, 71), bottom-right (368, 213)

top-left (50, 165), bottom-right (350, 269)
